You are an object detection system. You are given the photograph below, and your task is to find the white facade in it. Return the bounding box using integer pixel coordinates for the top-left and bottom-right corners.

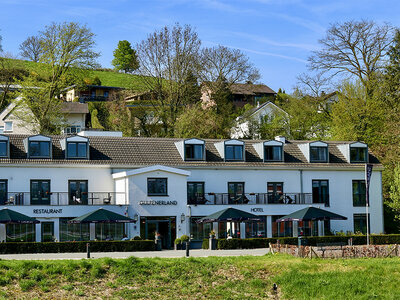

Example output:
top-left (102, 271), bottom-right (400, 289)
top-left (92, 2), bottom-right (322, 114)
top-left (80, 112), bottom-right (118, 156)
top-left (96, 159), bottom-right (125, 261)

top-left (0, 135), bottom-right (384, 247)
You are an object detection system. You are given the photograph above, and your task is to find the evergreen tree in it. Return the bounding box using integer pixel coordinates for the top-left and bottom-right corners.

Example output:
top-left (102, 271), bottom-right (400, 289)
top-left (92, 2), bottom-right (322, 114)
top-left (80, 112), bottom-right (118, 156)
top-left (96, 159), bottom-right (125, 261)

top-left (112, 40), bottom-right (139, 73)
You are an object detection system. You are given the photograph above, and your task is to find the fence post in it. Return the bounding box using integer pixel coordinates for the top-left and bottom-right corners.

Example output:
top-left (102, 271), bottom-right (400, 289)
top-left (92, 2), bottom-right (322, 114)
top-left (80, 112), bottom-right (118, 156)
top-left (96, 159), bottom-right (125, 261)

top-left (86, 243), bottom-right (90, 259)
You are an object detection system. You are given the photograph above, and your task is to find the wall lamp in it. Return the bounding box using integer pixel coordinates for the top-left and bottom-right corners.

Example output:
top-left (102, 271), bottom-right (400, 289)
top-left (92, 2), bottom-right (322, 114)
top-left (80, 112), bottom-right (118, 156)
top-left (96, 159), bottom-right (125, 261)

top-left (133, 214), bottom-right (139, 222)
top-left (180, 213), bottom-right (186, 223)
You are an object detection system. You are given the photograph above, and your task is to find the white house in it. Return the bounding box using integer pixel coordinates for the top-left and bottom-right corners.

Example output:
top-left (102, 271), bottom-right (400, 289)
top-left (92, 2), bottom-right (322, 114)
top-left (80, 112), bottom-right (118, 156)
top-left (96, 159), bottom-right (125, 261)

top-left (231, 101), bottom-right (288, 139)
top-left (0, 133), bottom-right (383, 248)
top-left (0, 101), bottom-right (89, 135)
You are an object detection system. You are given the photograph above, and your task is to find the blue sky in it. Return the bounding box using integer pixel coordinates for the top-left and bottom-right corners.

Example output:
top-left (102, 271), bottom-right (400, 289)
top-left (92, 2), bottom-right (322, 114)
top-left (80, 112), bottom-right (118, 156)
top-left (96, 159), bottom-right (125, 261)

top-left (1, 0), bottom-right (399, 92)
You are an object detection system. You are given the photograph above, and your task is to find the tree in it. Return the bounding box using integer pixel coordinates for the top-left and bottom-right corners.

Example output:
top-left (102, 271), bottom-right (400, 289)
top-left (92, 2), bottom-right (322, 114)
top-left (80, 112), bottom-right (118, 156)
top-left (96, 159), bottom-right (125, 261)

top-left (18, 22), bottom-right (100, 134)
top-left (308, 20), bottom-right (394, 93)
top-left (200, 45), bottom-right (260, 85)
top-left (295, 72), bottom-right (331, 98)
top-left (19, 35), bottom-right (43, 62)
top-left (136, 23), bottom-right (202, 136)
top-left (112, 40), bottom-right (139, 73)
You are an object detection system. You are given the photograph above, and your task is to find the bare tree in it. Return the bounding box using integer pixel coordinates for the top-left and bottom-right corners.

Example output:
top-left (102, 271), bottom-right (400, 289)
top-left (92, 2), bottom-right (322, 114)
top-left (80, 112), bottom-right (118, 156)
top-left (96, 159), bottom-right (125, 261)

top-left (295, 72), bottom-right (331, 98)
top-left (308, 20), bottom-right (394, 89)
top-left (200, 45), bottom-right (260, 85)
top-left (135, 23), bottom-right (202, 136)
top-left (19, 35), bottom-right (43, 62)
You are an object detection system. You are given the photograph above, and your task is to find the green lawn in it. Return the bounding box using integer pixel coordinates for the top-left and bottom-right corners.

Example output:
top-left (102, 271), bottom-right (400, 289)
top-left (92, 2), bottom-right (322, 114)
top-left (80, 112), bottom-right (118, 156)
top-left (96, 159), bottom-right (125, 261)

top-left (7, 58), bottom-right (147, 90)
top-left (0, 254), bottom-right (399, 299)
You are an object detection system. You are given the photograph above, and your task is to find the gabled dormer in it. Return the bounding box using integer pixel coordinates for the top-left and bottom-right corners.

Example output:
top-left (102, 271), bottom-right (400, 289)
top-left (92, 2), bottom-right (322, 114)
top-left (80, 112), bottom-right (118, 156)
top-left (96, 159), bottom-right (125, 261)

top-left (215, 139), bottom-right (245, 161)
top-left (175, 138), bottom-right (205, 161)
top-left (253, 140), bottom-right (284, 162)
top-left (23, 135), bottom-right (52, 159)
top-left (298, 141), bottom-right (328, 163)
top-left (60, 135), bottom-right (90, 159)
top-left (337, 142), bottom-right (368, 163)
top-left (0, 135), bottom-right (10, 158)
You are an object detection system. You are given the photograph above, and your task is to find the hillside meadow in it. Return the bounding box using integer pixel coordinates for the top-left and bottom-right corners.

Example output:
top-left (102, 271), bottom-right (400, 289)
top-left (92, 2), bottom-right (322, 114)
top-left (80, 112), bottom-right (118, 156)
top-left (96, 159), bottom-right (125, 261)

top-left (0, 254), bottom-right (399, 299)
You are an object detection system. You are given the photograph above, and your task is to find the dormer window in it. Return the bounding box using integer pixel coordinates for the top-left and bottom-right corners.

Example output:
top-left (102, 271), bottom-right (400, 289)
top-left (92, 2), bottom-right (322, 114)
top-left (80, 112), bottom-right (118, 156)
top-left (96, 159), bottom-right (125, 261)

top-left (310, 144), bottom-right (328, 163)
top-left (225, 145), bottom-right (244, 161)
top-left (185, 144), bottom-right (204, 160)
top-left (0, 135), bottom-right (9, 158)
top-left (29, 141), bottom-right (50, 158)
top-left (61, 136), bottom-right (89, 159)
top-left (265, 146), bottom-right (282, 161)
top-left (350, 143), bottom-right (368, 163)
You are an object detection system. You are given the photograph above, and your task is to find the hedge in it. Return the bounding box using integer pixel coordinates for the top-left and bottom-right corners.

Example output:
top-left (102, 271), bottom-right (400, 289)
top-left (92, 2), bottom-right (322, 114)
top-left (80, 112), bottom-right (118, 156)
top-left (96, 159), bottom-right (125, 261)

top-left (0, 240), bottom-right (155, 254)
top-left (202, 239), bottom-right (209, 249)
top-left (215, 235), bottom-right (400, 250)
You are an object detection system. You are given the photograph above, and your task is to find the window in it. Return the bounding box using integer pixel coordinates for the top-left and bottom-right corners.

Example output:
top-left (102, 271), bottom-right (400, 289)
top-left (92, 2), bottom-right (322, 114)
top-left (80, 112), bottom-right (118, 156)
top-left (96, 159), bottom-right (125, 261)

top-left (6, 224), bottom-right (35, 242)
top-left (267, 182), bottom-right (283, 203)
top-left (0, 126), bottom-right (4, 133)
top-left (0, 180), bottom-right (7, 205)
top-left (272, 215), bottom-right (292, 237)
top-left (69, 180), bottom-right (88, 205)
top-left (310, 146), bottom-right (328, 162)
top-left (29, 141), bottom-right (50, 158)
top-left (350, 147), bottom-right (367, 163)
top-left (190, 217), bottom-right (212, 240)
top-left (0, 141), bottom-right (8, 157)
top-left (225, 145), bottom-right (244, 161)
top-left (185, 144), bottom-right (204, 160)
top-left (147, 178), bottom-right (167, 196)
top-left (228, 182), bottom-right (245, 204)
top-left (187, 182), bottom-right (205, 204)
top-left (312, 180), bottom-right (329, 205)
top-left (95, 223), bottom-right (125, 241)
top-left (264, 146), bottom-right (282, 161)
top-left (4, 121), bottom-right (12, 132)
top-left (59, 218), bottom-right (90, 242)
top-left (245, 216), bottom-right (267, 238)
top-left (67, 142), bottom-right (88, 158)
top-left (30, 180), bottom-right (51, 205)
top-left (354, 214), bottom-right (370, 234)
top-left (353, 180), bottom-right (366, 206)
top-left (63, 126), bottom-right (82, 135)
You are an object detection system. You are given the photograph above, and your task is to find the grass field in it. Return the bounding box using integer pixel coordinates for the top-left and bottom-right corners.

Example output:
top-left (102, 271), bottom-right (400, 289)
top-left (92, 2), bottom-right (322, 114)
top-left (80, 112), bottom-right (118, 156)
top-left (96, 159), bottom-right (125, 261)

top-left (0, 254), bottom-right (399, 299)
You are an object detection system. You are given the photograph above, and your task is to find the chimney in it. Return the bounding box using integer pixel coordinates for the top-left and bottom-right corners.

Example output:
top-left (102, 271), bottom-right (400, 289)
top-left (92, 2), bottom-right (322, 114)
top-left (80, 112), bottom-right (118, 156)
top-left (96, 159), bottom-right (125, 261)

top-left (275, 136), bottom-right (286, 143)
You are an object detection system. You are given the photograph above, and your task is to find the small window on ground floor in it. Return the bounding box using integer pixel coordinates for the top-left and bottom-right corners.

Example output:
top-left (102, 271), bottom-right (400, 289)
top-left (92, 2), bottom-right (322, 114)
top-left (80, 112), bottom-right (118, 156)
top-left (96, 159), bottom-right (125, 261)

top-left (190, 217), bottom-right (212, 240)
top-left (354, 213), bottom-right (370, 234)
top-left (59, 218), bottom-right (90, 241)
top-left (95, 223), bottom-right (125, 241)
top-left (245, 216), bottom-right (267, 238)
top-left (6, 223), bottom-right (35, 242)
top-left (272, 215), bottom-right (293, 237)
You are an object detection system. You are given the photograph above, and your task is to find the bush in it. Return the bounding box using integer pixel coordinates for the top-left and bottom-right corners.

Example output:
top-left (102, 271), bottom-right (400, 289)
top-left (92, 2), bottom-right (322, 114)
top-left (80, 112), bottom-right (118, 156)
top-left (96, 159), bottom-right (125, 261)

top-left (132, 236), bottom-right (142, 240)
top-left (0, 240), bottom-right (155, 254)
top-left (180, 235), bottom-right (189, 242)
top-left (202, 239), bottom-right (209, 249)
top-left (174, 238), bottom-right (181, 245)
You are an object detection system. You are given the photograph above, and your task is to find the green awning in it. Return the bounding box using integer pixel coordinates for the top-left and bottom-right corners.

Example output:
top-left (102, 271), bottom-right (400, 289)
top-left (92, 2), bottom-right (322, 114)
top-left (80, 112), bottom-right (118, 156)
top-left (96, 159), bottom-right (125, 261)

top-left (68, 208), bottom-right (135, 224)
top-left (196, 208), bottom-right (261, 223)
top-left (276, 207), bottom-right (347, 222)
top-left (0, 208), bottom-right (40, 224)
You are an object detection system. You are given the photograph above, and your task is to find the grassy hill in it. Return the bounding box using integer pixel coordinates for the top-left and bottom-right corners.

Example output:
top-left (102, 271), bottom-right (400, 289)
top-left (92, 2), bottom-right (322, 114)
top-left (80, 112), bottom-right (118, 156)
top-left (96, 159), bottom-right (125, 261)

top-left (6, 58), bottom-right (148, 91)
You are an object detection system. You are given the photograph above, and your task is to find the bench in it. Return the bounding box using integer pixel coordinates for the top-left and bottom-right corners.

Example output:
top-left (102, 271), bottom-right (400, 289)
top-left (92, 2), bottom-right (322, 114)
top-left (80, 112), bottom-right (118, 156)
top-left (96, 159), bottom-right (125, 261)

top-left (317, 242), bottom-right (346, 257)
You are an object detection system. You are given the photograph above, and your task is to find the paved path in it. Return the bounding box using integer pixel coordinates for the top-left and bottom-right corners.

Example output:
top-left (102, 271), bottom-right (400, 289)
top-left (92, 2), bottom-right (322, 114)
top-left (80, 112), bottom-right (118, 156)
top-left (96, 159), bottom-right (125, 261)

top-left (0, 248), bottom-right (270, 260)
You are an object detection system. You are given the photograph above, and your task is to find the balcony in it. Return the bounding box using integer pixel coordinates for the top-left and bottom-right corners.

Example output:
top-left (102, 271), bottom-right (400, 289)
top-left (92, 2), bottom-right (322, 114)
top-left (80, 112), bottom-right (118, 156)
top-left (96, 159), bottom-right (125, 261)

top-left (188, 193), bottom-right (327, 206)
top-left (1, 192), bottom-right (127, 206)
top-left (79, 96), bottom-right (108, 103)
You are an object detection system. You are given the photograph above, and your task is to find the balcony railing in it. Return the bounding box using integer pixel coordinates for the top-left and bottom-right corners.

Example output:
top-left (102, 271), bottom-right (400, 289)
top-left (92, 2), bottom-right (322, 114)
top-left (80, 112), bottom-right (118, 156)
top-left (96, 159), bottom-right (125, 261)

top-left (188, 193), bottom-right (327, 206)
top-left (79, 96), bottom-right (108, 102)
top-left (1, 192), bottom-right (127, 206)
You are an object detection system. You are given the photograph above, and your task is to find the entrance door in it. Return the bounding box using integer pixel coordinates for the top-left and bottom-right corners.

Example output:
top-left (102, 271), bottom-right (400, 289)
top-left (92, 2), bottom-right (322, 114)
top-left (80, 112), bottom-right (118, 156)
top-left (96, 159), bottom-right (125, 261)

top-left (69, 180), bottom-right (88, 205)
top-left (41, 222), bottom-right (54, 242)
top-left (31, 180), bottom-right (50, 205)
top-left (141, 217), bottom-right (176, 249)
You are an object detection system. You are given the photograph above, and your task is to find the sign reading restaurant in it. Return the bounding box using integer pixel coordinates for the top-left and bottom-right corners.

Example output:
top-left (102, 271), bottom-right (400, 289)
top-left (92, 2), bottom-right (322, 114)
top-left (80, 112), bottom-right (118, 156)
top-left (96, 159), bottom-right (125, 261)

top-left (139, 200), bottom-right (178, 205)
top-left (33, 209), bottom-right (63, 214)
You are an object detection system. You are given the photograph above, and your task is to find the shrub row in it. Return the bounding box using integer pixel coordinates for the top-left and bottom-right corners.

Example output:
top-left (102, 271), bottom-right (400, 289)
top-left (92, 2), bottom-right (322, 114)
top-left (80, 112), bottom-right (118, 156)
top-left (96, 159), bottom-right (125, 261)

top-left (214, 234), bottom-right (400, 250)
top-left (0, 240), bottom-right (155, 254)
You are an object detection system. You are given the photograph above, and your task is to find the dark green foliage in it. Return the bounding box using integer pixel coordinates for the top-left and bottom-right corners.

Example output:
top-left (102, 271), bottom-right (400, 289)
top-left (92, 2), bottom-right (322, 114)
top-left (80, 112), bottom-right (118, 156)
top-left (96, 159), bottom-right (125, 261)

top-left (0, 240), bottom-right (155, 254)
top-left (202, 238), bottom-right (209, 249)
top-left (112, 40), bottom-right (139, 73)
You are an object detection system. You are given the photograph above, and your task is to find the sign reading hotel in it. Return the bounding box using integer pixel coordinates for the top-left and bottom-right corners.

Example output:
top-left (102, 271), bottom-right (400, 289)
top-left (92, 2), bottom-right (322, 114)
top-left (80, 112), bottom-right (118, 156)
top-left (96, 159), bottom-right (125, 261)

top-left (251, 208), bottom-right (264, 212)
top-left (139, 200), bottom-right (178, 205)
top-left (33, 209), bottom-right (63, 214)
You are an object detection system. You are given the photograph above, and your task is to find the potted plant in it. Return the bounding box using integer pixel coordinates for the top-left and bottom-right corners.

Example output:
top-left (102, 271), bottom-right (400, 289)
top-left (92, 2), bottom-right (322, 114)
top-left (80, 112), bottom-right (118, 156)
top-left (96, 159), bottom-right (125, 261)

top-left (180, 235), bottom-right (189, 250)
top-left (174, 238), bottom-right (182, 250)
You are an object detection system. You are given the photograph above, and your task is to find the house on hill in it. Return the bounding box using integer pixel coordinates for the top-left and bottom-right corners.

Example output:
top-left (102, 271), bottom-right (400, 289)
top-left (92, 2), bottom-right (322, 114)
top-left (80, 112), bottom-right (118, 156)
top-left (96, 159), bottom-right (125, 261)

top-left (201, 82), bottom-right (276, 108)
top-left (62, 85), bottom-right (123, 103)
top-left (231, 101), bottom-right (288, 139)
top-left (0, 101), bottom-right (89, 135)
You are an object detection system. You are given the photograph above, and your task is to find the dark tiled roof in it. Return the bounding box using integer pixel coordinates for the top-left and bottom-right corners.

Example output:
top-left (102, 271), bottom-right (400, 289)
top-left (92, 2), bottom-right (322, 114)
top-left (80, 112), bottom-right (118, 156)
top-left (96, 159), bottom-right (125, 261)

top-left (0, 135), bottom-right (382, 169)
top-left (230, 83), bottom-right (276, 95)
top-left (61, 103), bottom-right (89, 114)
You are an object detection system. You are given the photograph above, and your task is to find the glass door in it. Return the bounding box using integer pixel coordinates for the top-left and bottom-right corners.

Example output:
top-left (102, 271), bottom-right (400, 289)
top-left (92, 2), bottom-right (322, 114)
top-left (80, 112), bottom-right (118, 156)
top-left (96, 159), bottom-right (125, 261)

top-left (30, 180), bottom-right (50, 205)
top-left (267, 182), bottom-right (283, 203)
top-left (69, 180), bottom-right (88, 205)
top-left (41, 222), bottom-right (54, 242)
top-left (0, 180), bottom-right (7, 205)
top-left (228, 182), bottom-right (244, 204)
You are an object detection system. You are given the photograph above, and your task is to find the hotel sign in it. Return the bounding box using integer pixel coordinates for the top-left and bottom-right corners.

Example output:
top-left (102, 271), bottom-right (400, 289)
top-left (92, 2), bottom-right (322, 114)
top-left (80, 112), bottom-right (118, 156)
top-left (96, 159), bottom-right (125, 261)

top-left (33, 209), bottom-right (63, 214)
top-left (139, 200), bottom-right (178, 205)
top-left (251, 208), bottom-right (264, 213)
